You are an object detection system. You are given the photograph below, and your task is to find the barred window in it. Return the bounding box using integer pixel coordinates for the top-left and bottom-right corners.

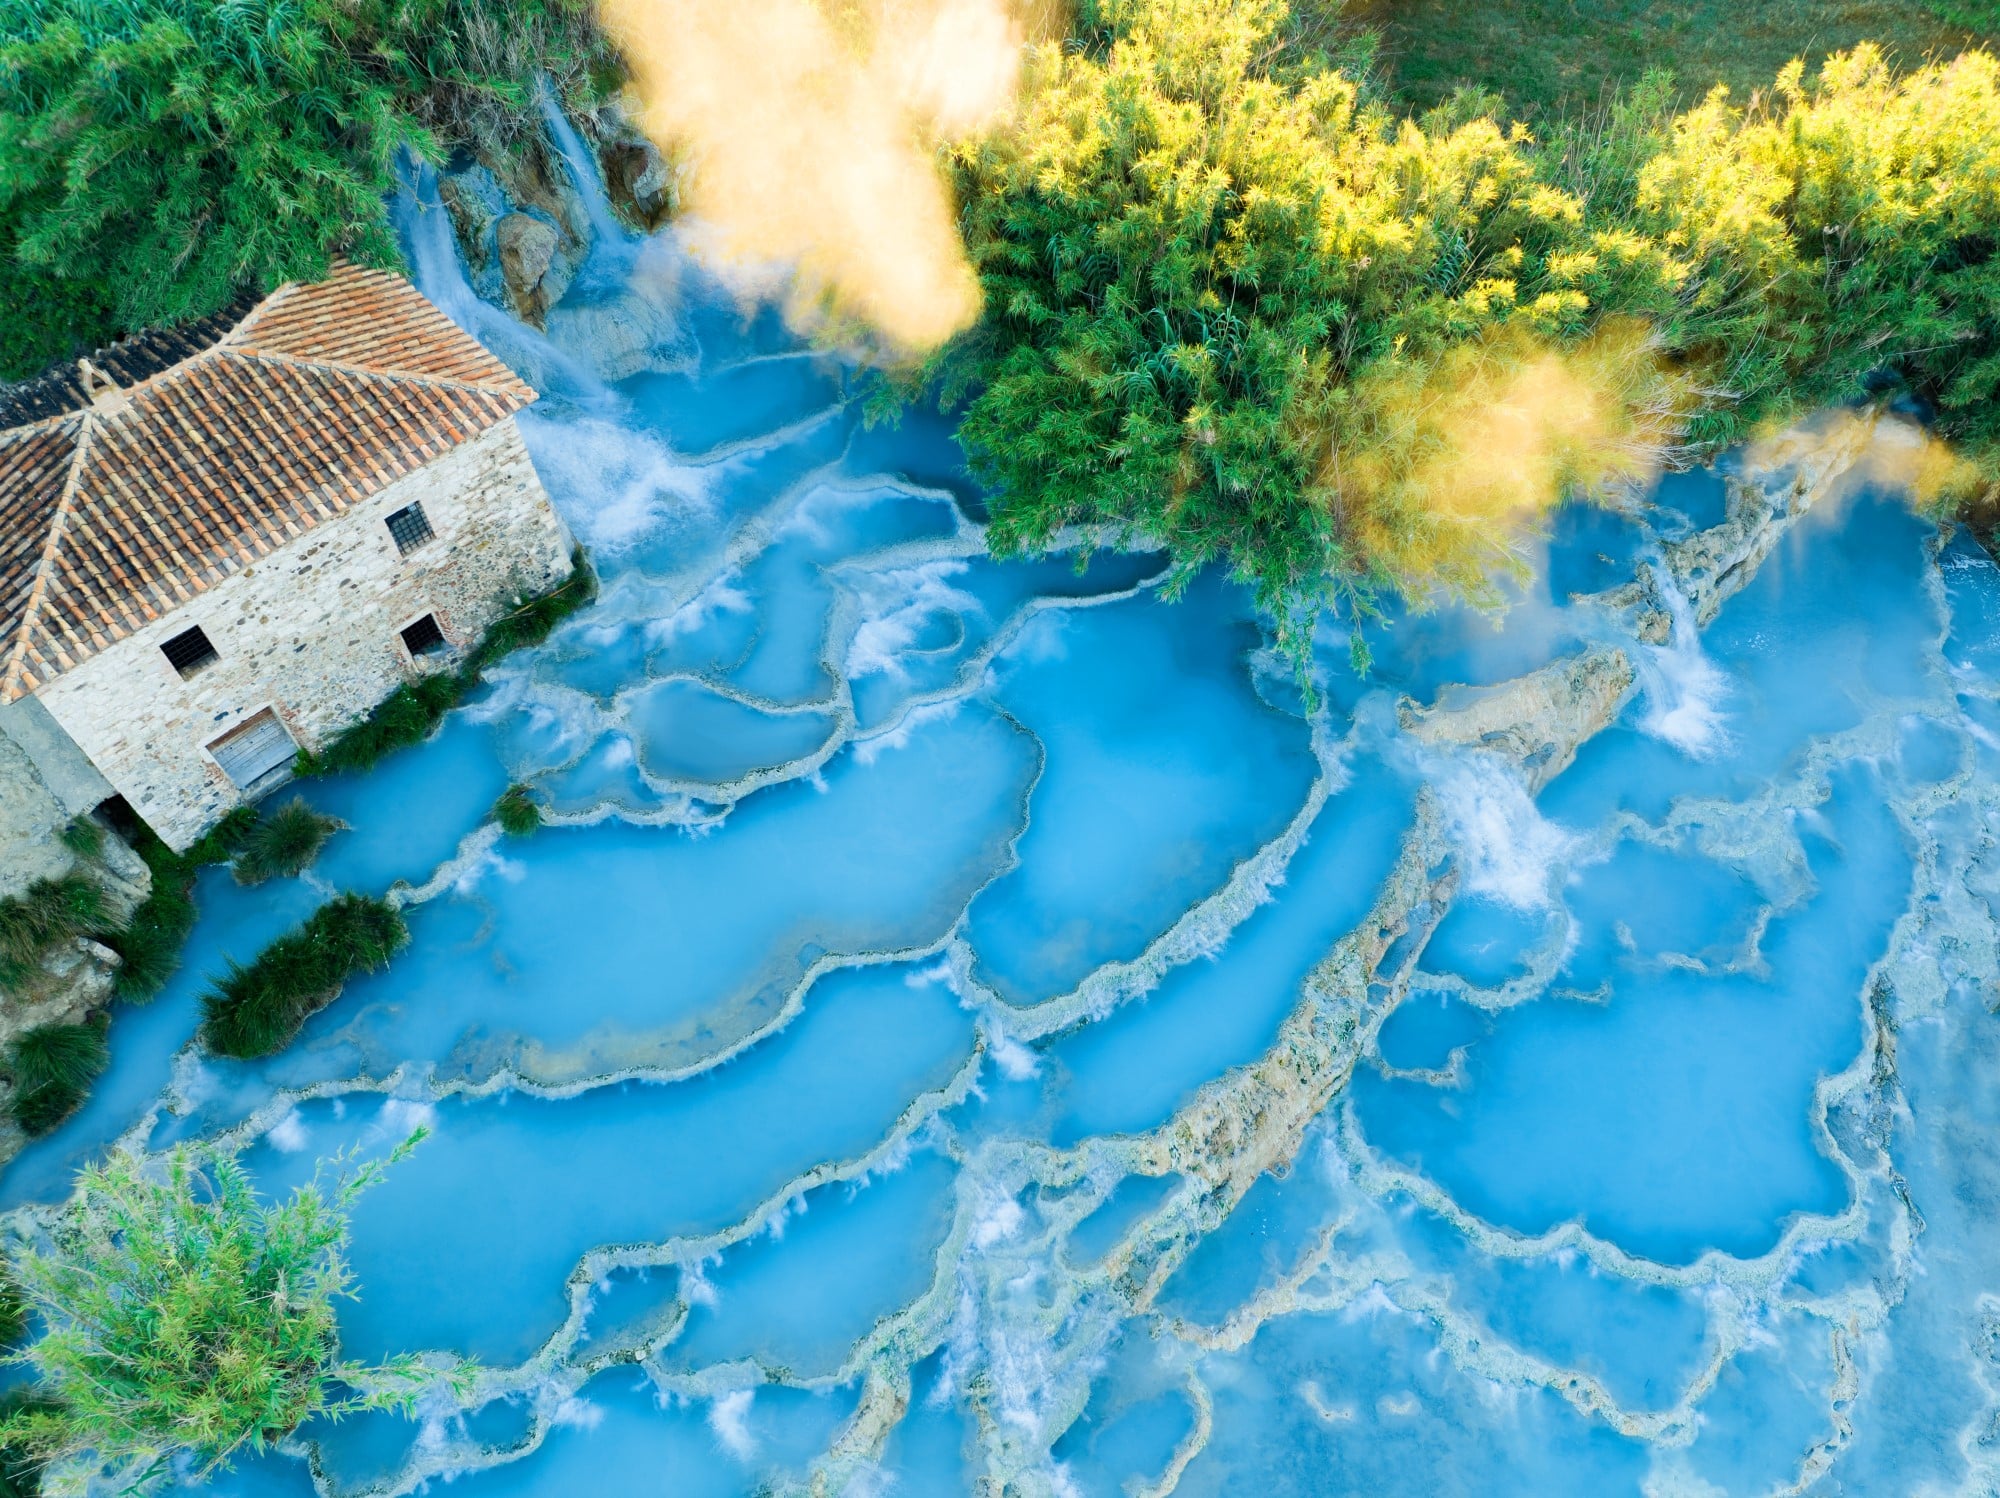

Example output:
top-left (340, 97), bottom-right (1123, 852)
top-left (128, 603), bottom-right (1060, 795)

top-left (160, 625), bottom-right (218, 678)
top-left (385, 502), bottom-right (435, 556)
top-left (400, 614), bottom-right (446, 657)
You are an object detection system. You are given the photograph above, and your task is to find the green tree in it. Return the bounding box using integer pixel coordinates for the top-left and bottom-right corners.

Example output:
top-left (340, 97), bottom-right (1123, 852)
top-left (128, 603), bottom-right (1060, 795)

top-left (936, 0), bottom-right (1689, 661)
top-left (0, 1137), bottom-right (431, 1490)
top-left (929, 0), bottom-right (2000, 664)
top-left (0, 0), bottom-right (611, 378)
top-left (1629, 44), bottom-right (2000, 482)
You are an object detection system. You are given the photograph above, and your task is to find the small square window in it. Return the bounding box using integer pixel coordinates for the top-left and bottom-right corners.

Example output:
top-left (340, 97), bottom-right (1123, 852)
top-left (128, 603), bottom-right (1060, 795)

top-left (400, 614), bottom-right (447, 657)
top-left (385, 502), bottom-right (436, 556)
top-left (161, 625), bottom-right (218, 678)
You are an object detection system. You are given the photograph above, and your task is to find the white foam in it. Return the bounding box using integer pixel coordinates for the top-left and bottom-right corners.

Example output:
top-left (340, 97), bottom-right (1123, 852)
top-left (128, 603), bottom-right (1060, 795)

top-left (680, 1256), bottom-right (721, 1308)
top-left (522, 411), bottom-right (711, 555)
top-left (550, 1395), bottom-right (604, 1432)
top-left (1637, 571), bottom-right (1734, 759)
top-left (1434, 753), bottom-right (1580, 909)
top-left (845, 560), bottom-right (980, 679)
top-left (266, 1110), bottom-right (309, 1154)
top-left (988, 1032), bottom-right (1041, 1082)
top-left (647, 571), bottom-right (755, 647)
top-left (971, 1196), bottom-right (1026, 1250)
top-left (708, 1389), bottom-right (757, 1459)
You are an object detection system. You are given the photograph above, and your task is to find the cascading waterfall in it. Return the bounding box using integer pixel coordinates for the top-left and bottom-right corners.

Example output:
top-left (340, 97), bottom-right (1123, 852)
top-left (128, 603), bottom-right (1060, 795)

top-left (8, 138), bottom-right (2000, 1498)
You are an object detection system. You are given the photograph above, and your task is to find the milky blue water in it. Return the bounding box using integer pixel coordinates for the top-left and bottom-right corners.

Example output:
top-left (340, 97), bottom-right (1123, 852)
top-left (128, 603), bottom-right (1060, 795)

top-left (10, 144), bottom-right (2000, 1498)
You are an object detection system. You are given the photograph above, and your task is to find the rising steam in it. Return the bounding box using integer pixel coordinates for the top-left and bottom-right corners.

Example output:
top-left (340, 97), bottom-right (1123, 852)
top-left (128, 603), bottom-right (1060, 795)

top-left (599, 0), bottom-right (1044, 354)
top-left (1329, 321), bottom-right (1701, 599)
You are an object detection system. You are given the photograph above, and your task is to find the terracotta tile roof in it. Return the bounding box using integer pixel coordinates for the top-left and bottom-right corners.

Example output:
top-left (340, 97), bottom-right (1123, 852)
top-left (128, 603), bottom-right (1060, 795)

top-left (0, 264), bottom-right (536, 701)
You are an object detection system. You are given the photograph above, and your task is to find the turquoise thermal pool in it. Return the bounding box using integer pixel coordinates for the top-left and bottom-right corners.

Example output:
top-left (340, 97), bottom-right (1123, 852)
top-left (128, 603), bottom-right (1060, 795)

top-left (11, 140), bottom-right (2000, 1498)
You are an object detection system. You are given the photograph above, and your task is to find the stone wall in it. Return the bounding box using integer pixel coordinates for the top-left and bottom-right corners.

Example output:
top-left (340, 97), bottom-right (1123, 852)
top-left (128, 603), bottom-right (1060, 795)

top-left (0, 717), bottom-right (80, 901)
top-left (32, 416), bottom-right (572, 851)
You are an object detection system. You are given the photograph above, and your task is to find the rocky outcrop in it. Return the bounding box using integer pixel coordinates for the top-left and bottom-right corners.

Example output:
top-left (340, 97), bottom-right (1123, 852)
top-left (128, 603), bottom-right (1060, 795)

top-left (577, 104), bottom-right (681, 231)
top-left (1664, 410), bottom-right (1885, 628)
top-left (440, 98), bottom-right (680, 329)
top-left (497, 212), bottom-right (568, 326)
top-left (1097, 417), bottom-right (1876, 1421)
top-left (1399, 645), bottom-right (1637, 792)
top-left (0, 819), bottom-right (150, 1164)
top-left (442, 147), bottom-right (586, 328)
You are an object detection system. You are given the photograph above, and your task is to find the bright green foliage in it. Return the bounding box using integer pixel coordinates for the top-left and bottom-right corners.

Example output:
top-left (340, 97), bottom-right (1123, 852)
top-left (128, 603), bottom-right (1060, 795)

top-left (299, 547), bottom-right (596, 777)
top-left (0, 0), bottom-right (612, 378)
top-left (0, 1392), bottom-right (50, 1498)
top-left (0, 1139), bottom-right (427, 1488)
top-left (492, 785), bottom-right (542, 837)
top-left (939, 0), bottom-right (1689, 658)
top-left (1623, 46), bottom-right (2000, 481)
top-left (935, 0), bottom-right (2000, 659)
top-left (230, 799), bottom-right (341, 886)
top-left (7, 1018), bottom-right (110, 1137)
top-left (200, 894), bottom-right (408, 1059)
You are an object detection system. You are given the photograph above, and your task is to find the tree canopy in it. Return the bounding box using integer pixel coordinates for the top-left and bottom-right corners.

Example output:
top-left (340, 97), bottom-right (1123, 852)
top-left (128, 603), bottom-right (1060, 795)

top-left (935, 0), bottom-right (2000, 658)
top-left (0, 0), bottom-right (608, 378)
top-left (1, 1139), bottom-right (429, 1491)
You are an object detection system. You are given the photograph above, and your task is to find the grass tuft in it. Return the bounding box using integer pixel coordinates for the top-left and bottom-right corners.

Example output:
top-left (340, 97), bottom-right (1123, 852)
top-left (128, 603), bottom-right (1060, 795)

top-left (56, 818), bottom-right (101, 859)
top-left (7, 1017), bottom-right (110, 1137)
top-left (231, 799), bottom-right (341, 885)
top-left (492, 784), bottom-right (542, 837)
top-left (200, 895), bottom-right (408, 1060)
top-left (463, 554), bottom-right (599, 677)
top-left (0, 1277), bottom-right (24, 1350)
top-left (298, 548), bottom-right (596, 779)
top-left (0, 877), bottom-right (109, 990)
top-left (295, 673), bottom-right (464, 779)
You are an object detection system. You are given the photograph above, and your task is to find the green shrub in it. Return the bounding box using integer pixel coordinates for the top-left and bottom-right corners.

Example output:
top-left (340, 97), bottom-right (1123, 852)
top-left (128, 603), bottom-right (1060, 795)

top-left (0, 877), bottom-right (108, 989)
top-left (0, 1392), bottom-right (49, 1498)
top-left (200, 895), bottom-right (409, 1060)
top-left (7, 1017), bottom-right (111, 1137)
top-left (230, 799), bottom-right (341, 885)
top-left (929, 3), bottom-right (2000, 665)
top-left (492, 785), bottom-right (542, 837)
top-left (0, 1139), bottom-right (429, 1486)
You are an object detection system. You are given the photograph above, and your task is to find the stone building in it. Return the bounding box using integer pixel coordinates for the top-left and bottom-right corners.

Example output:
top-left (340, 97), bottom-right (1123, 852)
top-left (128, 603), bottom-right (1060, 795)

top-left (0, 264), bottom-right (573, 853)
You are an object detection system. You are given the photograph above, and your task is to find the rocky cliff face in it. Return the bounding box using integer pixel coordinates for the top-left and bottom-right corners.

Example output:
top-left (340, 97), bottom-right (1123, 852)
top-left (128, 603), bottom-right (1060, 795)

top-left (441, 100), bottom-right (681, 328)
top-left (0, 820), bottom-right (150, 1165)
